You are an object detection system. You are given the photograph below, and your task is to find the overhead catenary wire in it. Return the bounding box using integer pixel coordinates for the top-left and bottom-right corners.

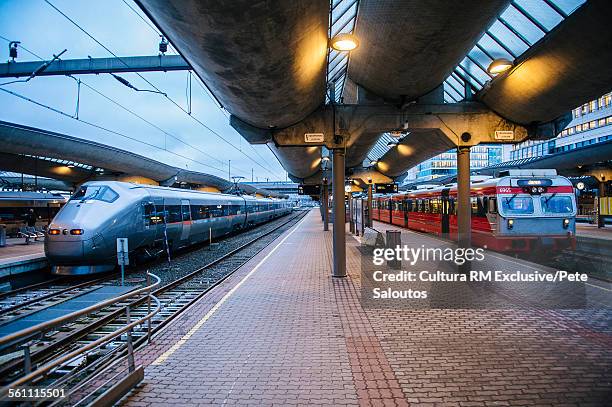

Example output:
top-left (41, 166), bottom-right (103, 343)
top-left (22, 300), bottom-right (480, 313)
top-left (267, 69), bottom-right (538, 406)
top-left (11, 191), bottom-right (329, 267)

top-left (0, 35), bottom-right (242, 174)
top-left (75, 77), bottom-right (230, 169)
top-left (112, 9), bottom-right (280, 178)
top-left (126, 4), bottom-right (280, 178)
top-left (0, 86), bottom-right (231, 175)
top-left (44, 0), bottom-right (281, 179)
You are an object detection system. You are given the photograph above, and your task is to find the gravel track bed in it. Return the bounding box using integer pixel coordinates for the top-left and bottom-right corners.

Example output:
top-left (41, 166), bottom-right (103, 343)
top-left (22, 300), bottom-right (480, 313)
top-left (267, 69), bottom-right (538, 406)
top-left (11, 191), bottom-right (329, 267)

top-left (126, 210), bottom-right (307, 287)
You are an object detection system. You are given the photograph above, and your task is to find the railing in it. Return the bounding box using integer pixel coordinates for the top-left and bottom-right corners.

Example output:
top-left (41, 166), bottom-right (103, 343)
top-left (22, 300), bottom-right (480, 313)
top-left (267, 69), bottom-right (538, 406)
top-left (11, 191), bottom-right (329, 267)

top-left (0, 272), bottom-right (161, 402)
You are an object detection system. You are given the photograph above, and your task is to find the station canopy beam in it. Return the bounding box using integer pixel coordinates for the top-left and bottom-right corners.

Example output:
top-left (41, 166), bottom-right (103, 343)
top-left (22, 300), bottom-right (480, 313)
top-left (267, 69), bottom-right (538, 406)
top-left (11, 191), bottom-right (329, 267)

top-left (0, 55), bottom-right (189, 78)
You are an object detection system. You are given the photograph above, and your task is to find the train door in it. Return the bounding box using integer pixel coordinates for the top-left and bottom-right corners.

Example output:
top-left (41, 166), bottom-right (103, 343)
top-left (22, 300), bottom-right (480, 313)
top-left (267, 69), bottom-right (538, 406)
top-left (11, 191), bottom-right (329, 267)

top-left (441, 189), bottom-right (450, 235)
top-left (180, 200), bottom-right (191, 241)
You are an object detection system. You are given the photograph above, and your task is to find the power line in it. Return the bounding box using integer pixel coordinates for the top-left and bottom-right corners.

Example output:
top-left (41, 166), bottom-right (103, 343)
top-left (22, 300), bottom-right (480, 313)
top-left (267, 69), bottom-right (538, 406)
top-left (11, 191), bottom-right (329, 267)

top-left (77, 77), bottom-right (230, 169)
top-left (120, 0), bottom-right (161, 37)
top-left (0, 35), bottom-right (241, 176)
top-left (0, 86), bottom-right (233, 176)
top-left (44, 0), bottom-right (281, 179)
top-left (119, 0), bottom-right (180, 55)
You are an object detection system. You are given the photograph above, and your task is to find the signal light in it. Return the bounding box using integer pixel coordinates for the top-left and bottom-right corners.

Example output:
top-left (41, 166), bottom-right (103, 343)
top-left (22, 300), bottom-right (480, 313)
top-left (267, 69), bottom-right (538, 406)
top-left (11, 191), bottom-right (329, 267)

top-left (70, 229), bottom-right (84, 235)
top-left (48, 229), bottom-right (60, 235)
top-left (563, 219), bottom-right (570, 229)
top-left (507, 219), bottom-right (514, 230)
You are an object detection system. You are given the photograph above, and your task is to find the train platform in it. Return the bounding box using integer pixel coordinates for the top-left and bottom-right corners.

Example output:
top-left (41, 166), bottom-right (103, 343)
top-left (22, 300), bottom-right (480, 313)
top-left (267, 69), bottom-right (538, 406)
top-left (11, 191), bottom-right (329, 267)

top-left (0, 238), bottom-right (47, 282)
top-left (576, 223), bottom-right (612, 241)
top-left (121, 209), bottom-right (611, 406)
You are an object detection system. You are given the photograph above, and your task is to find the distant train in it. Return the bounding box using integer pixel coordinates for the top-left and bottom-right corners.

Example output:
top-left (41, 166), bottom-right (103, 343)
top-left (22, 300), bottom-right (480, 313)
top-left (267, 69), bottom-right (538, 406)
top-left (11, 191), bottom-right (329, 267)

top-left (45, 181), bottom-right (292, 275)
top-left (371, 170), bottom-right (577, 252)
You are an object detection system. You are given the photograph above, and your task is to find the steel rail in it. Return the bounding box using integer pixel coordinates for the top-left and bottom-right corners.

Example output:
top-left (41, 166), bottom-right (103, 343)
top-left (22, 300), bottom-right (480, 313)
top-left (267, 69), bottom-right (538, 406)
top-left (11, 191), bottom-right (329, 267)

top-left (0, 272), bottom-right (160, 398)
top-left (0, 273), bottom-right (160, 348)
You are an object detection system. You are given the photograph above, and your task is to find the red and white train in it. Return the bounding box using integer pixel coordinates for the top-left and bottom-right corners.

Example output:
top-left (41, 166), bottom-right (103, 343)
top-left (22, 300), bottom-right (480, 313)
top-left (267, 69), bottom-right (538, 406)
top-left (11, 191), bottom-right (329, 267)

top-left (371, 170), bottom-right (576, 252)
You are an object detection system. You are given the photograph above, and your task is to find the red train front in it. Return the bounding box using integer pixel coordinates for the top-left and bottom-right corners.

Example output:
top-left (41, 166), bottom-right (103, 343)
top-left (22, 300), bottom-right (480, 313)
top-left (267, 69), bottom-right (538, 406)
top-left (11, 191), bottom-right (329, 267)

top-left (371, 170), bottom-right (576, 253)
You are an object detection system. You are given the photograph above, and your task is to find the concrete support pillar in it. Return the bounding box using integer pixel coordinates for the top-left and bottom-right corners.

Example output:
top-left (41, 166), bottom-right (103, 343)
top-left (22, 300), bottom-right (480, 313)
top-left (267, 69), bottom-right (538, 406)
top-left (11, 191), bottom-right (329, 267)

top-left (456, 146), bottom-right (471, 251)
top-left (598, 181), bottom-right (606, 228)
top-left (332, 149), bottom-right (346, 278)
top-left (367, 182), bottom-right (373, 227)
top-left (322, 179), bottom-right (329, 231)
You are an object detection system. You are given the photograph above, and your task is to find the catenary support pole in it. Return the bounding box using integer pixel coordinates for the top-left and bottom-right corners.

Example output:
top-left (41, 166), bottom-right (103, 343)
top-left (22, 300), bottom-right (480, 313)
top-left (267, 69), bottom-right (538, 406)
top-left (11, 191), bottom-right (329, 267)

top-left (332, 149), bottom-right (346, 277)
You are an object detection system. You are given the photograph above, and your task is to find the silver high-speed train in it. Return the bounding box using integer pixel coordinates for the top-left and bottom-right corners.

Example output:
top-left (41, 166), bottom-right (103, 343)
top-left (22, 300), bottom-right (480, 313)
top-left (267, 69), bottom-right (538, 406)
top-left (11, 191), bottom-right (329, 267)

top-left (45, 181), bottom-right (292, 275)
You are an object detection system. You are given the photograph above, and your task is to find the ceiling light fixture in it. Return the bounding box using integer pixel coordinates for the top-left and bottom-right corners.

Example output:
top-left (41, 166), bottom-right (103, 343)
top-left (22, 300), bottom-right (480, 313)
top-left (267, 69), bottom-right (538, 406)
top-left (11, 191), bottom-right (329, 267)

top-left (487, 58), bottom-right (514, 75)
top-left (330, 33), bottom-right (360, 52)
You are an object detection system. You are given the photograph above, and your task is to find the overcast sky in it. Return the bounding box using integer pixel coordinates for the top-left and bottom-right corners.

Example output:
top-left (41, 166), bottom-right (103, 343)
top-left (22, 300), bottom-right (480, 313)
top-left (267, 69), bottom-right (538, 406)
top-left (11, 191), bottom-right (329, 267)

top-left (0, 0), bottom-right (288, 182)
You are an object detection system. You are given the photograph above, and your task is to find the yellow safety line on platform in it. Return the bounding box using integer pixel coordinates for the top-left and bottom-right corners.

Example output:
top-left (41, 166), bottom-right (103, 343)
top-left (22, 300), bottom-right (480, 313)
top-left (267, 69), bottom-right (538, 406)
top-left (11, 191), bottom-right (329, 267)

top-left (152, 214), bottom-right (310, 365)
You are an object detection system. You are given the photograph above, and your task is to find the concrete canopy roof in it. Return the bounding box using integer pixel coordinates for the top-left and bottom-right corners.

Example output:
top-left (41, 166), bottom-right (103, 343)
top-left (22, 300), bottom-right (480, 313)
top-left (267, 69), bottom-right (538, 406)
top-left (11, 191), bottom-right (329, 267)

top-left (478, 0), bottom-right (612, 126)
top-left (348, 0), bottom-right (509, 102)
top-left (373, 130), bottom-right (456, 178)
top-left (135, 1), bottom-right (611, 183)
top-left (0, 121), bottom-right (286, 198)
top-left (136, 0), bottom-right (329, 129)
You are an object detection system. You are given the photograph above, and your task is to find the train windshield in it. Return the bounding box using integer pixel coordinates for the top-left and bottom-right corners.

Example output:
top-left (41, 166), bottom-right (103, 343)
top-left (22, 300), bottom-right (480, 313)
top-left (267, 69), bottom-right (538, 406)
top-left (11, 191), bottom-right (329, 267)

top-left (540, 195), bottom-right (573, 214)
top-left (71, 185), bottom-right (119, 203)
top-left (500, 196), bottom-right (534, 215)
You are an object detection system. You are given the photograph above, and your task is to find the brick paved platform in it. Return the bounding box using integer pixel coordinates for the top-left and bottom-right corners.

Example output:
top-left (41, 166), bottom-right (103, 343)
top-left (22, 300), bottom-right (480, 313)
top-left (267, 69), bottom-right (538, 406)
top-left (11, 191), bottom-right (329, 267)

top-left (122, 210), bottom-right (611, 406)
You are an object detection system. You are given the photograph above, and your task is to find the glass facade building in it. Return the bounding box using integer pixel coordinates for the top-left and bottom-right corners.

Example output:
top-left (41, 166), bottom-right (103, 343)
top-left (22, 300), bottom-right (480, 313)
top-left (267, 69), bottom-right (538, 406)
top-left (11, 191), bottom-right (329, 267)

top-left (405, 145), bottom-right (505, 182)
top-left (509, 92), bottom-right (612, 160)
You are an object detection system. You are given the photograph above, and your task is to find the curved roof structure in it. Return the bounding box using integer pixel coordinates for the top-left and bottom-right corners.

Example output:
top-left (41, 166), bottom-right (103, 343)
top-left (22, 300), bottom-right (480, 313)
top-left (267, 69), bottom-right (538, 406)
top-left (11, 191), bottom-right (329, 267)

top-left (0, 121), bottom-right (286, 198)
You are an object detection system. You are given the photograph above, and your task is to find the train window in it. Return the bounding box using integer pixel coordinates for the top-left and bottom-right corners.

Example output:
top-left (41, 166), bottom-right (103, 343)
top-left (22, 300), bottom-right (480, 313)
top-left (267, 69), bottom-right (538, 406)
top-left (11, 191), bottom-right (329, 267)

top-left (209, 205), bottom-right (224, 218)
top-left (430, 199), bottom-right (440, 214)
top-left (406, 200), bottom-right (413, 212)
top-left (541, 196), bottom-right (573, 214)
top-left (143, 203), bottom-right (162, 226)
top-left (191, 205), bottom-right (209, 220)
top-left (71, 185), bottom-right (118, 203)
top-left (166, 205), bottom-right (182, 223)
top-left (500, 196), bottom-right (534, 214)
top-left (449, 198), bottom-right (456, 215)
top-left (470, 197), bottom-right (478, 215)
top-left (423, 200), bottom-right (430, 213)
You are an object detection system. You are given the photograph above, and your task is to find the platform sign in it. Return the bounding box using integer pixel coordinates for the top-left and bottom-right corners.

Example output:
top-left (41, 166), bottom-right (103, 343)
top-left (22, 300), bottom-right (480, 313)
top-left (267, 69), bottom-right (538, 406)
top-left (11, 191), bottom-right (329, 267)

top-left (304, 133), bottom-right (324, 143)
top-left (117, 238), bottom-right (129, 286)
top-left (117, 238), bottom-right (129, 265)
top-left (374, 183), bottom-right (398, 194)
top-left (494, 130), bottom-right (514, 140)
top-left (298, 184), bottom-right (321, 195)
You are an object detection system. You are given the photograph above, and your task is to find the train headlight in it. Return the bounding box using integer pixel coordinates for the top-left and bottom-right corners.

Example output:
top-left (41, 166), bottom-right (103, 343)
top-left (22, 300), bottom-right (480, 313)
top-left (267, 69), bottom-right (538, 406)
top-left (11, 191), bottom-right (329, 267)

top-left (563, 218), bottom-right (570, 229)
top-left (70, 229), bottom-right (84, 235)
top-left (48, 229), bottom-right (61, 235)
top-left (507, 219), bottom-right (514, 230)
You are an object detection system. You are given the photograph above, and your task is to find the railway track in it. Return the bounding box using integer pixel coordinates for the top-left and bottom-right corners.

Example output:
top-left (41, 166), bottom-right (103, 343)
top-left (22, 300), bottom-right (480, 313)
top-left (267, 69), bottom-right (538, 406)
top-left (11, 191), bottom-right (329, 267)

top-left (0, 210), bottom-right (308, 405)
